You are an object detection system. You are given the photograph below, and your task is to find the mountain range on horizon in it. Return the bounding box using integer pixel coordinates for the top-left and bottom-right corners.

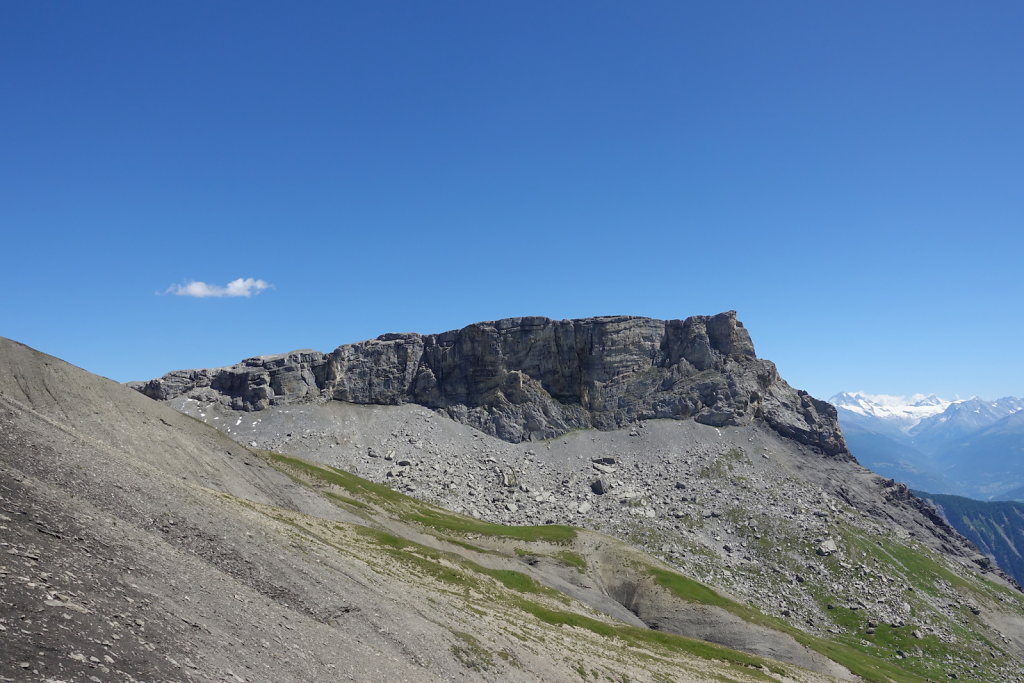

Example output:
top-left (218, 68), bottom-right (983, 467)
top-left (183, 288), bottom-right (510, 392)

top-left (830, 391), bottom-right (1024, 500)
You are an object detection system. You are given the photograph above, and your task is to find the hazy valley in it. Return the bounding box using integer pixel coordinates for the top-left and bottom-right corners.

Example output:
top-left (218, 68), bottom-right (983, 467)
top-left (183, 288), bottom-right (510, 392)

top-left (830, 393), bottom-right (1024, 500)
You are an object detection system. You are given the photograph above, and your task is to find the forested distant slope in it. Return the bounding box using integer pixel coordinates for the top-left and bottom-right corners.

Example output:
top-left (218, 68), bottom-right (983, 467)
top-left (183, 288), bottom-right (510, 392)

top-left (916, 491), bottom-right (1024, 586)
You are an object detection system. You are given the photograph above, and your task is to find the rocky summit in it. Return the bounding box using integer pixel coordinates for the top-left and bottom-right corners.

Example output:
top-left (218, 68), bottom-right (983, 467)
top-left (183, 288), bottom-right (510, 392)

top-left (134, 311), bottom-right (846, 456)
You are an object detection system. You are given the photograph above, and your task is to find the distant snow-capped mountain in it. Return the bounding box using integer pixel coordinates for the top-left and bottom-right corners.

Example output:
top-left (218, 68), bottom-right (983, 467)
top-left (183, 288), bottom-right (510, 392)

top-left (830, 391), bottom-right (1024, 499)
top-left (911, 396), bottom-right (1024, 441)
top-left (829, 391), bottom-right (957, 434)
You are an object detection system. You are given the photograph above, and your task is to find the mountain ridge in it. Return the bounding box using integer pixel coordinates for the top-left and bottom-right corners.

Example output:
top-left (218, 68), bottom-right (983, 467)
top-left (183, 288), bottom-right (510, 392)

top-left (133, 311), bottom-right (849, 458)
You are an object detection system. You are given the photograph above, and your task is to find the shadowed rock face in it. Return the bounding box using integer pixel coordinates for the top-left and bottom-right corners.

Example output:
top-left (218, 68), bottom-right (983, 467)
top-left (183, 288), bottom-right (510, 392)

top-left (134, 311), bottom-right (849, 457)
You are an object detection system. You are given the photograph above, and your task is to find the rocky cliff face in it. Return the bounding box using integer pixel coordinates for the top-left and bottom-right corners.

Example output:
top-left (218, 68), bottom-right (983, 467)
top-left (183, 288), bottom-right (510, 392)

top-left (134, 311), bottom-right (849, 457)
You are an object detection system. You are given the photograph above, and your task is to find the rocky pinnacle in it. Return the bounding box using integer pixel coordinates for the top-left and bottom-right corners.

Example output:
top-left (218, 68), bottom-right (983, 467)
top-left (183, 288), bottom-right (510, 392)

top-left (134, 311), bottom-right (849, 457)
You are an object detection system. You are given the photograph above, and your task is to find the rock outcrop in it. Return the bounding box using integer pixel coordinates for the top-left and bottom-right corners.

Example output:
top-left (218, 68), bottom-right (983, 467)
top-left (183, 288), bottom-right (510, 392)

top-left (134, 312), bottom-right (849, 457)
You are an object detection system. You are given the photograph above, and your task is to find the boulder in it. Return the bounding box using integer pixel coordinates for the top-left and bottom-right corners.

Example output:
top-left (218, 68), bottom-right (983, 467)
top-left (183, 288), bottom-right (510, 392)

top-left (816, 539), bottom-right (838, 556)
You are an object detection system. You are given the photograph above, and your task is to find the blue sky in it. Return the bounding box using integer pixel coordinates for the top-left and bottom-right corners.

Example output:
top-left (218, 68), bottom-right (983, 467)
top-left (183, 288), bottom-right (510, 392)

top-left (2, 1), bottom-right (1022, 400)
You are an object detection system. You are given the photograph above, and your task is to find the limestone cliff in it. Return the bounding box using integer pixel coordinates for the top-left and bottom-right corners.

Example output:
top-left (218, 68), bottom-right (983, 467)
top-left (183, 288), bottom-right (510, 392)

top-left (134, 311), bottom-right (849, 457)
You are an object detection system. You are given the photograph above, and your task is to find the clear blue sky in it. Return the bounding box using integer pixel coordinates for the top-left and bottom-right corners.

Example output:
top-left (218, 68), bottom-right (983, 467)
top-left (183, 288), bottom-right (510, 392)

top-left (3, 2), bottom-right (1022, 400)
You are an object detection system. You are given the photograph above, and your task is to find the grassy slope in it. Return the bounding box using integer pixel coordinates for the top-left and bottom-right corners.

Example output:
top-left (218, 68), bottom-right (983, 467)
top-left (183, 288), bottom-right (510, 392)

top-left (255, 449), bottom-right (1024, 682)
top-left (243, 451), bottom-right (789, 682)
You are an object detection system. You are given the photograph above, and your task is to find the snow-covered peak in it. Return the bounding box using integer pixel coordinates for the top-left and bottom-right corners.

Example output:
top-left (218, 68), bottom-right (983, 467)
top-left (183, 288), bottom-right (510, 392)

top-left (829, 391), bottom-right (957, 430)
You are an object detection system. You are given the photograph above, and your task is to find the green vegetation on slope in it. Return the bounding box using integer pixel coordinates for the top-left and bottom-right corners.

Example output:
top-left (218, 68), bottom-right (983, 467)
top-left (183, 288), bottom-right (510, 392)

top-left (650, 564), bottom-right (933, 682)
top-left (554, 550), bottom-right (588, 572)
top-left (240, 492), bottom-right (787, 680)
top-left (450, 630), bottom-right (495, 671)
top-left (510, 595), bottom-right (782, 680)
top-left (808, 526), bottom-right (1016, 681)
top-left (261, 450), bottom-right (406, 503)
top-left (263, 449), bottom-right (576, 543)
top-left (258, 448), bottom-right (1021, 682)
top-left (403, 506), bottom-right (577, 544)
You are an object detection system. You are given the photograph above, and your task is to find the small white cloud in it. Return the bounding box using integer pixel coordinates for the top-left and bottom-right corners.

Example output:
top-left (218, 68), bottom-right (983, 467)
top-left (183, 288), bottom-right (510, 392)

top-left (163, 277), bottom-right (272, 298)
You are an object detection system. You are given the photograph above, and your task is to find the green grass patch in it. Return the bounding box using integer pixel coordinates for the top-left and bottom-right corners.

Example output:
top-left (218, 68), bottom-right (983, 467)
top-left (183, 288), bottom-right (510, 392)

top-left (353, 526), bottom-right (559, 598)
top-left (350, 528), bottom-right (462, 584)
top-left (650, 568), bottom-right (735, 609)
top-left (699, 460), bottom-right (731, 479)
top-left (555, 550), bottom-right (588, 572)
top-left (511, 597), bottom-right (781, 679)
top-left (403, 506), bottom-right (577, 543)
top-left (353, 525), bottom-right (416, 550)
top-left (450, 630), bottom-right (494, 671)
top-left (876, 537), bottom-right (974, 594)
top-left (446, 538), bottom-right (490, 553)
top-left (324, 491), bottom-right (371, 510)
top-left (474, 567), bottom-right (547, 594)
top-left (261, 450), bottom-right (406, 504)
top-left (698, 448), bottom-right (748, 479)
top-left (792, 632), bottom-right (931, 683)
top-left (723, 448), bottom-right (748, 463)
top-left (822, 605), bottom-right (862, 631)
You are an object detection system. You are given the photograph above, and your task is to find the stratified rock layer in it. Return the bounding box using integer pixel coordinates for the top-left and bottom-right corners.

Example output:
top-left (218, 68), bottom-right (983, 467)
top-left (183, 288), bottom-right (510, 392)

top-left (134, 312), bottom-right (848, 456)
